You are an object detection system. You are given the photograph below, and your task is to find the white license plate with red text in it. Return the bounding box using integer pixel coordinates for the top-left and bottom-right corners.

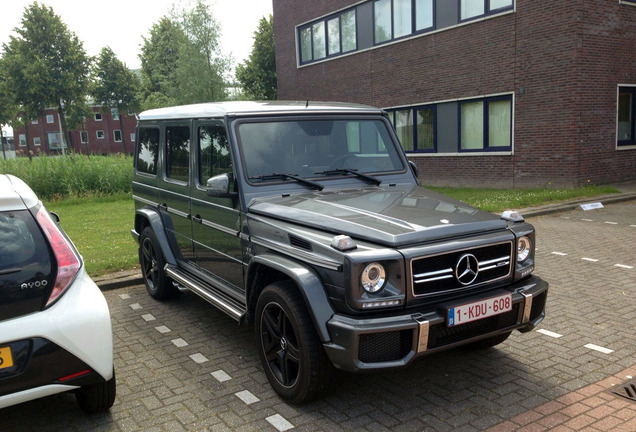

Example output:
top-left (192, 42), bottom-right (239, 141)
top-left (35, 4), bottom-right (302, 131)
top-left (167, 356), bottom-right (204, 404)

top-left (447, 293), bottom-right (512, 327)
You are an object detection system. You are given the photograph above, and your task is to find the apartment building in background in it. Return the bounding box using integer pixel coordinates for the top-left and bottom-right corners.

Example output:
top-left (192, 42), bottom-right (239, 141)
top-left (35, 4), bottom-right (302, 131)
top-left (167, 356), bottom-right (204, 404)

top-left (272, 0), bottom-right (636, 187)
top-left (13, 106), bottom-right (136, 156)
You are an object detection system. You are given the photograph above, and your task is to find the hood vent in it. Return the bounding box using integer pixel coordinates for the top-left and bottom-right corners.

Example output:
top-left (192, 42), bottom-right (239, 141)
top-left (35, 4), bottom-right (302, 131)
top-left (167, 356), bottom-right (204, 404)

top-left (289, 235), bottom-right (312, 251)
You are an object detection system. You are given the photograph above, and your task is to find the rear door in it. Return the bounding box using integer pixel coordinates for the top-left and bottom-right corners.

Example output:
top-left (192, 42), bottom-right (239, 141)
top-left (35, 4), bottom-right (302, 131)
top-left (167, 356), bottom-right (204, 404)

top-left (159, 122), bottom-right (194, 263)
top-left (190, 120), bottom-right (245, 292)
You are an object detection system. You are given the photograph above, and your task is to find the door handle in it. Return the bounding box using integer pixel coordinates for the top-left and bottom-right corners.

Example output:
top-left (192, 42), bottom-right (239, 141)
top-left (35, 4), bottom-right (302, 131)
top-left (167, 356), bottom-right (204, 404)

top-left (192, 215), bottom-right (203, 223)
top-left (159, 203), bottom-right (168, 211)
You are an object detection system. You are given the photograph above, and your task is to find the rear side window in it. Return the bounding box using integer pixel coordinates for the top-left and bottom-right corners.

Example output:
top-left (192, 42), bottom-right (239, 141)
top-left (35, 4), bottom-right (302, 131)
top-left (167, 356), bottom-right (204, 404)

top-left (166, 126), bottom-right (190, 183)
top-left (136, 127), bottom-right (160, 175)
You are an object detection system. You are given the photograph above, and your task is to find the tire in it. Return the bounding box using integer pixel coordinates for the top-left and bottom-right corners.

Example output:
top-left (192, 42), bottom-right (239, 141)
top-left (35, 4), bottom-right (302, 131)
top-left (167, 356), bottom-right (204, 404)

top-left (75, 371), bottom-right (116, 414)
top-left (255, 281), bottom-right (335, 404)
top-left (465, 331), bottom-right (512, 350)
top-left (139, 227), bottom-right (178, 300)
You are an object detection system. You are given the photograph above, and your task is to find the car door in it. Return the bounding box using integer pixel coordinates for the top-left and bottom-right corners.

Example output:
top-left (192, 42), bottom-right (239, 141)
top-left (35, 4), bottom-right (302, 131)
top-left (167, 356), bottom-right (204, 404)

top-left (190, 119), bottom-right (245, 292)
top-left (158, 122), bottom-right (194, 264)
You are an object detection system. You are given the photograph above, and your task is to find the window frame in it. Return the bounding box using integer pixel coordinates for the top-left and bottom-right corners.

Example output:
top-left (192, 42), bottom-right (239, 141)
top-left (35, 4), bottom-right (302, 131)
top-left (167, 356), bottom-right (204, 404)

top-left (46, 114), bottom-right (54, 124)
top-left (164, 124), bottom-right (191, 184)
top-left (135, 126), bottom-right (160, 176)
top-left (617, 86), bottom-right (636, 148)
top-left (374, 0), bottom-right (435, 46)
top-left (298, 7), bottom-right (358, 65)
top-left (114, 129), bottom-right (122, 143)
top-left (459, 0), bottom-right (514, 23)
top-left (96, 130), bottom-right (105, 140)
top-left (80, 131), bottom-right (89, 144)
top-left (33, 137), bottom-right (41, 146)
top-left (458, 95), bottom-right (513, 152)
top-left (388, 105), bottom-right (437, 153)
top-left (95, 113), bottom-right (102, 121)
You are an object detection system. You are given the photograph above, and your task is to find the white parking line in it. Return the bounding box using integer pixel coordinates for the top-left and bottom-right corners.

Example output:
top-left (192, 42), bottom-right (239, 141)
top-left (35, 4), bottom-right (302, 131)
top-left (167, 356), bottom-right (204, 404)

top-left (211, 370), bottom-right (232, 382)
top-left (189, 353), bottom-right (208, 364)
top-left (604, 221), bottom-right (618, 225)
top-left (141, 314), bottom-right (155, 321)
top-left (584, 344), bottom-right (614, 354)
top-left (614, 264), bottom-right (634, 269)
top-left (537, 329), bottom-right (563, 338)
top-left (581, 257), bottom-right (599, 262)
top-left (235, 390), bottom-right (260, 405)
top-left (155, 325), bottom-right (171, 333)
top-left (582, 219), bottom-right (594, 222)
top-left (171, 338), bottom-right (188, 347)
top-left (267, 414), bottom-right (294, 432)
top-left (551, 252), bottom-right (568, 256)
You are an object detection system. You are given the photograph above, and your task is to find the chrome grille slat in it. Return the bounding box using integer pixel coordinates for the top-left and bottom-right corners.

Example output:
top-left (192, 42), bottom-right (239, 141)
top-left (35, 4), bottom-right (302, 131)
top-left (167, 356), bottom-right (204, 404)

top-left (410, 242), bottom-right (513, 297)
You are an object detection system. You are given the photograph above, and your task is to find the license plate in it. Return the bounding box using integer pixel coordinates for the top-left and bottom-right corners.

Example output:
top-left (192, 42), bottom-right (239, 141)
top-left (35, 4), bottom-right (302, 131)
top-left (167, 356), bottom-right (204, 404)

top-left (0, 346), bottom-right (14, 369)
top-left (447, 293), bottom-right (512, 327)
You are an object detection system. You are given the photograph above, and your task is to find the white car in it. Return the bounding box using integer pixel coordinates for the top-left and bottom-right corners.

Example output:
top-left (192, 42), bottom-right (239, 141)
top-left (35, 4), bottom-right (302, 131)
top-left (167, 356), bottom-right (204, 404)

top-left (0, 174), bottom-right (115, 413)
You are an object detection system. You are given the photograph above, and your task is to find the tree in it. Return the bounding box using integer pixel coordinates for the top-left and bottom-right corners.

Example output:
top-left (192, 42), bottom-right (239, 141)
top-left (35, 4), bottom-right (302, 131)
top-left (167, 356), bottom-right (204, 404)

top-left (138, 1), bottom-right (230, 109)
top-left (91, 47), bottom-right (141, 153)
top-left (1, 2), bottom-right (91, 154)
top-left (236, 15), bottom-right (277, 100)
top-left (0, 61), bottom-right (19, 159)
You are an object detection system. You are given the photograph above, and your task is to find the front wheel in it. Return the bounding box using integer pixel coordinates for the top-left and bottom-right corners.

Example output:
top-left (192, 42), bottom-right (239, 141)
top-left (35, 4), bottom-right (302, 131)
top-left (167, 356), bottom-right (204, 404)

top-left (255, 281), bottom-right (335, 404)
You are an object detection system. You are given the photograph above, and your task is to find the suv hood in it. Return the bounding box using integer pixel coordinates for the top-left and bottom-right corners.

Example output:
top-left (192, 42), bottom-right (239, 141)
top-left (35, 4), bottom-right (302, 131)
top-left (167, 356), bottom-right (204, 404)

top-left (248, 185), bottom-right (509, 247)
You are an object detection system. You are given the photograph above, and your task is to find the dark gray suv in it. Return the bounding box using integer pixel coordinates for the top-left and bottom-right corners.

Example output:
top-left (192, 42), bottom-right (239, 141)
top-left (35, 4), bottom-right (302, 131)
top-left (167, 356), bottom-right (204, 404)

top-left (131, 101), bottom-right (548, 404)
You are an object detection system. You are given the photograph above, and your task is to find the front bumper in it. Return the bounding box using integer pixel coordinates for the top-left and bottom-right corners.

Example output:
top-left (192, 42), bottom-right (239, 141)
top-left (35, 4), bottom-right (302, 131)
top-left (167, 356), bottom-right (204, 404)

top-left (324, 275), bottom-right (548, 372)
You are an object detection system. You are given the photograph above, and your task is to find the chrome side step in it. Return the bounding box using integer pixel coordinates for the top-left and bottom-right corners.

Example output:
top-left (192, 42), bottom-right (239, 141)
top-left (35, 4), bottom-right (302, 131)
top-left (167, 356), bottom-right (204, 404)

top-left (165, 265), bottom-right (245, 322)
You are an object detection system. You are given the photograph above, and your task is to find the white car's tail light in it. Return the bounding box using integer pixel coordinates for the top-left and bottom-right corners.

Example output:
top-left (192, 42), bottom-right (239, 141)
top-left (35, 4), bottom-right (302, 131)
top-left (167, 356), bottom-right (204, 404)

top-left (36, 207), bottom-right (80, 308)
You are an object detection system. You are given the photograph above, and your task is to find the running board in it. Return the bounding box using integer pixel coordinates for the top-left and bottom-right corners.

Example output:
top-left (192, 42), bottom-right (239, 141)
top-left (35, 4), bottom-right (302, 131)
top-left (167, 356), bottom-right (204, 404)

top-left (165, 265), bottom-right (245, 322)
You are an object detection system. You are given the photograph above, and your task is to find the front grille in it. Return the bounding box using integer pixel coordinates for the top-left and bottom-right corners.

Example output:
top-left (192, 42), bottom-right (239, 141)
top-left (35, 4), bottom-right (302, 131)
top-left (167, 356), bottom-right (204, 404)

top-left (427, 303), bottom-right (520, 349)
top-left (411, 242), bottom-right (512, 296)
top-left (358, 330), bottom-right (413, 363)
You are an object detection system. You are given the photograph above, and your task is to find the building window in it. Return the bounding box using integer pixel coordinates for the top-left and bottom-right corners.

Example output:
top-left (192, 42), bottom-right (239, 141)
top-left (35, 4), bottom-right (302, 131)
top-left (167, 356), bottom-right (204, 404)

top-left (111, 108), bottom-right (120, 121)
top-left (130, 133), bottom-right (136, 143)
top-left (96, 130), bottom-right (105, 139)
top-left (114, 130), bottom-right (122, 142)
top-left (81, 131), bottom-right (89, 144)
top-left (388, 105), bottom-right (436, 152)
top-left (460, 0), bottom-right (513, 21)
top-left (618, 87), bottom-right (636, 147)
top-left (460, 96), bottom-right (512, 151)
top-left (33, 137), bottom-right (41, 146)
top-left (298, 8), bottom-right (357, 64)
top-left (375, 0), bottom-right (434, 44)
top-left (95, 113), bottom-right (102, 121)
top-left (19, 134), bottom-right (26, 147)
top-left (31, 120), bottom-right (38, 125)
top-left (46, 114), bottom-right (54, 124)
top-left (374, 0), bottom-right (392, 43)
top-left (47, 132), bottom-right (66, 150)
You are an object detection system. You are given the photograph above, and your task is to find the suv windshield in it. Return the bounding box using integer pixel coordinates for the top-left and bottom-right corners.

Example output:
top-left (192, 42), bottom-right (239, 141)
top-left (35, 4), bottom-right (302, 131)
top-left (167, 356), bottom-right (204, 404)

top-left (237, 118), bottom-right (405, 183)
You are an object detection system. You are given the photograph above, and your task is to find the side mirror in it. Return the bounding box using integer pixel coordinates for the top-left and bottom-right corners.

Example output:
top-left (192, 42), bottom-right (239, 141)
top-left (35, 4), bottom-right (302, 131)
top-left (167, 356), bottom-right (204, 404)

top-left (206, 173), bottom-right (237, 198)
top-left (409, 160), bottom-right (419, 178)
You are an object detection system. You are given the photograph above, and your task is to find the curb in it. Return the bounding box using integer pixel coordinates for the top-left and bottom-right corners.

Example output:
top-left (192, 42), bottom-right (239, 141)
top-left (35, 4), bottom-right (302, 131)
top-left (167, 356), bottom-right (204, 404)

top-left (93, 269), bottom-right (143, 291)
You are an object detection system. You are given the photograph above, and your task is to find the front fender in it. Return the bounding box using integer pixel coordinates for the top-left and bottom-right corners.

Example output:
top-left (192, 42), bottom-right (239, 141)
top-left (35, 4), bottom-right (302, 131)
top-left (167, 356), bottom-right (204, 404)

top-left (133, 207), bottom-right (177, 266)
top-left (248, 254), bottom-right (335, 342)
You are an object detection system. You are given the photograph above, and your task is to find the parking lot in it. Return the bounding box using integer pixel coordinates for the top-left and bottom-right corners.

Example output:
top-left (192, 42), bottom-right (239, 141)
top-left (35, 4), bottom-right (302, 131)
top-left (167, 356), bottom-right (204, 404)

top-left (1, 201), bottom-right (635, 431)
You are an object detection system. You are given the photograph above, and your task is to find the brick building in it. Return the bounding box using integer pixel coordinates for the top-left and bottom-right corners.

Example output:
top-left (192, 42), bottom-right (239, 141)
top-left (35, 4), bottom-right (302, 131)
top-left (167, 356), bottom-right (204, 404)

top-left (13, 105), bottom-right (136, 156)
top-left (272, 0), bottom-right (636, 187)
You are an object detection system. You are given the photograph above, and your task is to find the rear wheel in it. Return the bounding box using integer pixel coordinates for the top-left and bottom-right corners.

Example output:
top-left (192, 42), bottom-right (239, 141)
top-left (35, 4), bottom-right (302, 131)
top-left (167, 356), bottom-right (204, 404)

top-left (139, 227), bottom-right (178, 300)
top-left (255, 281), bottom-right (335, 404)
top-left (75, 371), bottom-right (116, 414)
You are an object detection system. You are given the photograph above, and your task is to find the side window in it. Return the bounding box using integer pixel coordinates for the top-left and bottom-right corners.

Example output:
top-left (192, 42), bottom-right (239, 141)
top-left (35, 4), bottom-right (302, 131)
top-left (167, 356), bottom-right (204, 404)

top-left (199, 124), bottom-right (232, 184)
top-left (136, 127), bottom-right (159, 175)
top-left (166, 126), bottom-right (190, 183)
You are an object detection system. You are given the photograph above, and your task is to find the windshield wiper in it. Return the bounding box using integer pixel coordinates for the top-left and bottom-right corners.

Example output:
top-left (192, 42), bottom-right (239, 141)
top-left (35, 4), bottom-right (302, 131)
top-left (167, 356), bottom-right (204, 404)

top-left (249, 173), bottom-right (324, 191)
top-left (314, 168), bottom-right (382, 186)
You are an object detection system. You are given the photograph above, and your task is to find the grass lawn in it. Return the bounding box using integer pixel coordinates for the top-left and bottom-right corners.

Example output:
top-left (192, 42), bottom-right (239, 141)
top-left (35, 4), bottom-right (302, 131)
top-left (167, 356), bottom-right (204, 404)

top-left (42, 185), bottom-right (619, 277)
top-left (47, 194), bottom-right (138, 277)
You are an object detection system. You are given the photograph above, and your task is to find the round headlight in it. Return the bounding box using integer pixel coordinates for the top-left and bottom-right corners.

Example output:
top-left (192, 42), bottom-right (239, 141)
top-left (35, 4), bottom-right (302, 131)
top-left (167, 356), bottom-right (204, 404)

top-left (361, 262), bottom-right (386, 293)
top-left (517, 236), bottom-right (532, 263)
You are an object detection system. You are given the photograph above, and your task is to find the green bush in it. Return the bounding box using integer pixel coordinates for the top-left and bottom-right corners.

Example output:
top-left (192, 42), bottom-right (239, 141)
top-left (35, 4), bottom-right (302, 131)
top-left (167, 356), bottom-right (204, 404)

top-left (0, 154), bottom-right (133, 201)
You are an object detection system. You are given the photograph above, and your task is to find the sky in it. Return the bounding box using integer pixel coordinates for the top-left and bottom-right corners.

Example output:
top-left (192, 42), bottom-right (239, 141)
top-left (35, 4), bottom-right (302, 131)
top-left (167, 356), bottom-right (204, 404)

top-left (0, 0), bottom-right (273, 70)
